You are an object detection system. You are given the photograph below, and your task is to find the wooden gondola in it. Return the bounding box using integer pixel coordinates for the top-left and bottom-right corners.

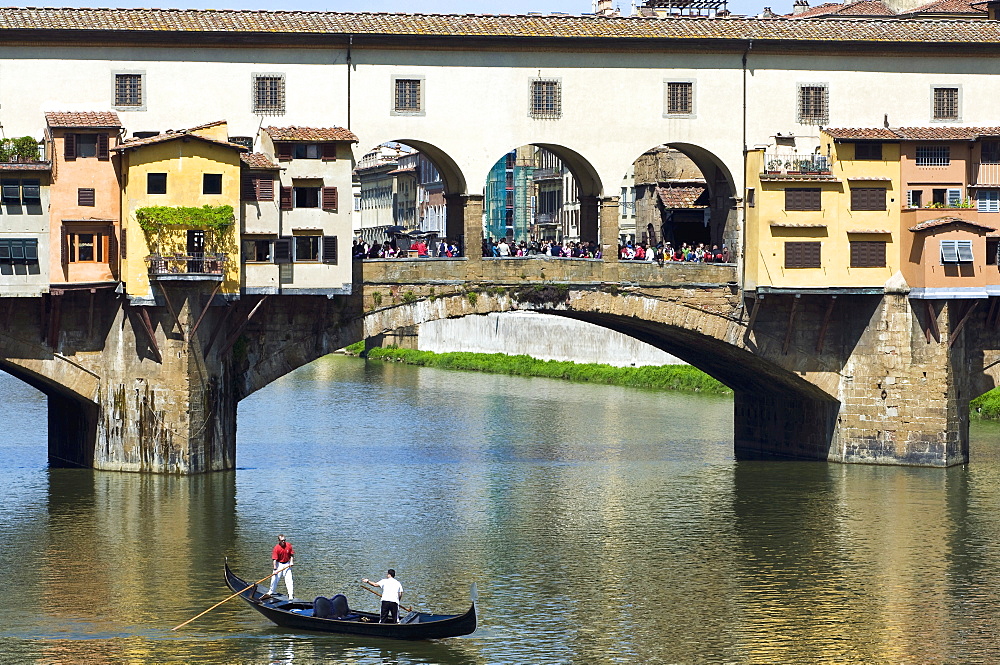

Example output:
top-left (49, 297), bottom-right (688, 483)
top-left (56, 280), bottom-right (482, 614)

top-left (224, 563), bottom-right (477, 640)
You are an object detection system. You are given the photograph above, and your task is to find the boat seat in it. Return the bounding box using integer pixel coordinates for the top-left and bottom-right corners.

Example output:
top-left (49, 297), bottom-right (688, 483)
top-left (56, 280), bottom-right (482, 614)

top-left (330, 593), bottom-right (350, 619)
top-left (313, 596), bottom-right (333, 619)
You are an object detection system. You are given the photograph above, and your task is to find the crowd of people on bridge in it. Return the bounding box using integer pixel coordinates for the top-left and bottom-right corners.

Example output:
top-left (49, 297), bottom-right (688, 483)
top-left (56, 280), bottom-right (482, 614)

top-left (353, 238), bottom-right (461, 259)
top-left (620, 242), bottom-right (729, 264)
top-left (482, 238), bottom-right (601, 259)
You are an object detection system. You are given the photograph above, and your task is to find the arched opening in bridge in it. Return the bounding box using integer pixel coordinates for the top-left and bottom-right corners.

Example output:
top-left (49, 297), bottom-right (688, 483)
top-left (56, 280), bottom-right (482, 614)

top-left (482, 144), bottom-right (603, 257)
top-left (620, 143), bottom-right (737, 256)
top-left (354, 140), bottom-right (467, 256)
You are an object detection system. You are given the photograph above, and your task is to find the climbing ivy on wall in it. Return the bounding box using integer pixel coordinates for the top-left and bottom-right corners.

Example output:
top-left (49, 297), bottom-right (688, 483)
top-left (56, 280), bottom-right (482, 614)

top-left (136, 205), bottom-right (235, 255)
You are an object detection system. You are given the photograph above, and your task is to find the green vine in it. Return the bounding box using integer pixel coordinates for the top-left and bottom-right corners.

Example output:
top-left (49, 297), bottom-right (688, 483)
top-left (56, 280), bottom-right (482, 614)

top-left (136, 205), bottom-right (235, 255)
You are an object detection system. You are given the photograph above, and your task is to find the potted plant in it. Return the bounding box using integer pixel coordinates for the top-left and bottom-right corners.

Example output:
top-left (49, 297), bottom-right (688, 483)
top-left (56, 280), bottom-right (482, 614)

top-left (766, 158), bottom-right (782, 174)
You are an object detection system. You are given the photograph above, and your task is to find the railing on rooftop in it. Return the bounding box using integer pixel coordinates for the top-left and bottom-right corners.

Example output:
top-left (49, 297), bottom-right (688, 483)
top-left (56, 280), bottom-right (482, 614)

top-left (146, 252), bottom-right (228, 277)
top-left (972, 162), bottom-right (1000, 187)
top-left (763, 152), bottom-right (831, 175)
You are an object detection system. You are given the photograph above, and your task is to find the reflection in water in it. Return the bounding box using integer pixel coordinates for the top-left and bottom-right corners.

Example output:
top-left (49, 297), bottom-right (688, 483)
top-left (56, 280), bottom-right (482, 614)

top-left (2, 361), bottom-right (1000, 662)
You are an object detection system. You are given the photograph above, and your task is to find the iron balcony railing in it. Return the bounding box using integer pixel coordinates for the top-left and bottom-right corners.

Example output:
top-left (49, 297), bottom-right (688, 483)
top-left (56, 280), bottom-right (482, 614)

top-left (146, 252), bottom-right (228, 276)
top-left (763, 152), bottom-right (831, 175)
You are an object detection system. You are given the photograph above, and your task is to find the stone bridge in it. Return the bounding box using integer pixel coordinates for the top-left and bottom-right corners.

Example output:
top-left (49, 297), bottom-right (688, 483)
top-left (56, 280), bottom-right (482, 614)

top-left (2, 255), bottom-right (994, 473)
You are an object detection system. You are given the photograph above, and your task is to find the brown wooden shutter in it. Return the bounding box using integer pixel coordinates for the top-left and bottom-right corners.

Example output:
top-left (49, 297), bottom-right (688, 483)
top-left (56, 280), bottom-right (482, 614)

top-left (241, 174), bottom-right (255, 200)
top-left (257, 177), bottom-right (274, 201)
top-left (121, 227), bottom-right (127, 259)
top-left (274, 237), bottom-right (292, 264)
top-left (97, 133), bottom-right (110, 160)
top-left (321, 143), bottom-right (338, 162)
top-left (784, 188), bottom-right (821, 211)
top-left (322, 236), bottom-right (338, 264)
top-left (276, 143), bottom-right (293, 161)
top-left (321, 186), bottom-right (338, 211)
top-left (785, 241), bottom-right (821, 268)
top-left (108, 227), bottom-right (119, 278)
top-left (851, 188), bottom-right (886, 211)
top-left (78, 188), bottom-right (96, 206)
top-left (280, 186), bottom-right (293, 210)
top-left (850, 241), bottom-right (886, 268)
top-left (64, 134), bottom-right (77, 161)
top-left (60, 226), bottom-right (68, 268)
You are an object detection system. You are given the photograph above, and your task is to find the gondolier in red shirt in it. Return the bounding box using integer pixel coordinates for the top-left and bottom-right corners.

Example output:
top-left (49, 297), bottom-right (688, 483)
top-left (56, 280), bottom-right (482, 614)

top-left (266, 534), bottom-right (294, 599)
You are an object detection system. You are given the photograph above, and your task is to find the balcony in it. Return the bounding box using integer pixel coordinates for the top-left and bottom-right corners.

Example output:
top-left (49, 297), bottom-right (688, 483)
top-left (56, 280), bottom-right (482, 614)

top-left (146, 252), bottom-right (228, 280)
top-left (532, 167), bottom-right (562, 181)
top-left (762, 152), bottom-right (831, 176)
top-left (971, 162), bottom-right (1000, 187)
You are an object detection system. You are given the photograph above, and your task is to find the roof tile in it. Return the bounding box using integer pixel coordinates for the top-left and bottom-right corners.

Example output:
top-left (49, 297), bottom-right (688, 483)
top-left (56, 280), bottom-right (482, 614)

top-left (263, 126), bottom-right (358, 142)
top-left (908, 216), bottom-right (996, 232)
top-left (657, 185), bottom-right (708, 208)
top-left (45, 111), bottom-right (122, 128)
top-left (826, 126), bottom-right (1000, 140)
top-left (113, 129), bottom-right (248, 152)
top-left (241, 152), bottom-right (280, 169)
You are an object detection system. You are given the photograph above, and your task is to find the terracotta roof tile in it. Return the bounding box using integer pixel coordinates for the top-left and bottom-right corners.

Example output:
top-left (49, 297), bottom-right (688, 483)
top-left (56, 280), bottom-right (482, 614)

top-left (113, 129), bottom-right (248, 152)
top-left (1, 9), bottom-right (1000, 47)
top-left (908, 0), bottom-right (985, 14)
top-left (263, 126), bottom-right (358, 142)
top-left (657, 185), bottom-right (708, 208)
top-left (187, 119), bottom-right (228, 131)
top-left (908, 216), bottom-right (996, 232)
top-left (788, 1), bottom-right (894, 18)
top-left (241, 152), bottom-right (280, 169)
top-left (826, 126), bottom-right (1000, 140)
top-left (45, 111), bottom-right (121, 128)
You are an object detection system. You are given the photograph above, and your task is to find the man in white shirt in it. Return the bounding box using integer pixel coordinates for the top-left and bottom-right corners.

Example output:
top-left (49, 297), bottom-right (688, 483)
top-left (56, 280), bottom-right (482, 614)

top-left (363, 569), bottom-right (404, 623)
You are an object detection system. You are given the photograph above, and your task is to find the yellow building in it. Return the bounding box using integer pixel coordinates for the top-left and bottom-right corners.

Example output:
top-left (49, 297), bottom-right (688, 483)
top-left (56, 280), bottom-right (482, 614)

top-left (745, 131), bottom-right (901, 293)
top-left (113, 120), bottom-right (246, 303)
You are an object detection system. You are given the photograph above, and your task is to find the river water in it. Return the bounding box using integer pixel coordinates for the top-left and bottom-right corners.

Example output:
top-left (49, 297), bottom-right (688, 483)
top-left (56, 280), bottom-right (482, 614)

top-left (3, 355), bottom-right (1000, 664)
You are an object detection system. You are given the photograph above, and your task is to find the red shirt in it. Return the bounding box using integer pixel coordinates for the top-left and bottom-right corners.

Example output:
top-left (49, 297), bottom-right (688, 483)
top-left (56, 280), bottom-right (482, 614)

top-left (272, 542), bottom-right (294, 564)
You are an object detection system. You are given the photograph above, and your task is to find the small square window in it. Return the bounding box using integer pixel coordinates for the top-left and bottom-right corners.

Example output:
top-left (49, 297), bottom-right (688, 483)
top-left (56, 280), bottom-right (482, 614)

top-left (933, 86), bottom-right (959, 121)
top-left (850, 241), bottom-right (886, 268)
top-left (203, 174), bottom-right (222, 195)
top-left (851, 187), bottom-right (886, 211)
top-left (78, 188), bottom-right (96, 207)
top-left (147, 173), bottom-right (167, 195)
top-left (916, 145), bottom-right (950, 167)
top-left (907, 190), bottom-right (923, 208)
top-left (2, 179), bottom-right (20, 205)
top-left (253, 74), bottom-right (285, 115)
top-left (243, 238), bottom-right (273, 263)
top-left (785, 241), bottom-right (822, 269)
top-left (294, 235), bottom-right (320, 262)
top-left (665, 81), bottom-right (694, 116)
top-left (530, 79), bottom-right (561, 119)
top-left (854, 143), bottom-right (883, 160)
top-left (292, 144), bottom-right (321, 159)
top-left (940, 239), bottom-right (974, 263)
top-left (978, 189), bottom-right (1000, 213)
top-left (21, 180), bottom-right (40, 204)
top-left (982, 141), bottom-right (1000, 165)
top-left (77, 134), bottom-right (98, 159)
top-left (395, 79), bottom-right (421, 112)
top-left (294, 187), bottom-right (319, 208)
top-left (115, 73), bottom-right (142, 107)
top-left (784, 187), bottom-right (822, 211)
top-left (797, 84), bottom-right (829, 125)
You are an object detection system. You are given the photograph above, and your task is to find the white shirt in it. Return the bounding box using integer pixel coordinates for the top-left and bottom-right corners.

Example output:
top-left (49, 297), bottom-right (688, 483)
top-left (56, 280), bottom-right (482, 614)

top-left (375, 577), bottom-right (403, 603)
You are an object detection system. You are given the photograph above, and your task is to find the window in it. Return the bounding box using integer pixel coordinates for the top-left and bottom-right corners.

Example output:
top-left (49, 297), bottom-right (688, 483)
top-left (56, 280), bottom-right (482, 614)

top-left (854, 143), bottom-right (883, 160)
top-left (64, 133), bottom-right (109, 160)
top-left (114, 73), bottom-right (142, 107)
top-left (2, 179), bottom-right (40, 205)
top-left (0, 239), bottom-right (39, 264)
top-left (907, 190), bottom-right (923, 208)
top-left (2, 179), bottom-right (20, 205)
top-left (983, 141), bottom-right (1000, 165)
top-left (64, 226), bottom-right (109, 264)
top-left (850, 241), bottom-right (887, 268)
top-left (746, 188), bottom-right (755, 208)
top-left (242, 238), bottom-right (273, 262)
top-left (530, 79), bottom-right (561, 119)
top-left (797, 83), bottom-right (828, 125)
top-left (989, 239), bottom-right (999, 266)
top-left (916, 145), bottom-right (950, 166)
top-left (293, 144), bottom-right (320, 159)
top-left (21, 180), bottom-right (40, 204)
top-left (932, 188), bottom-right (963, 206)
top-left (940, 239), bottom-right (973, 263)
top-left (394, 78), bottom-right (422, 113)
top-left (785, 241), bottom-right (821, 268)
top-left (784, 188), bottom-right (822, 211)
top-left (665, 81), bottom-right (694, 116)
top-left (932, 86), bottom-right (960, 121)
top-left (294, 187), bottom-right (319, 208)
top-left (147, 173), bottom-right (167, 194)
top-left (851, 187), bottom-right (886, 211)
top-left (979, 190), bottom-right (1000, 213)
top-left (228, 136), bottom-right (254, 151)
top-left (78, 188), bottom-right (95, 206)
top-left (294, 235), bottom-right (320, 262)
top-left (241, 175), bottom-right (274, 201)
top-left (203, 174), bottom-right (222, 195)
top-left (253, 73), bottom-right (285, 114)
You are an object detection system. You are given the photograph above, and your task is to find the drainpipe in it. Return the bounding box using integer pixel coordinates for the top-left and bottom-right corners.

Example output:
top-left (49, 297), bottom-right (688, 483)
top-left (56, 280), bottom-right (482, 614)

top-left (347, 34), bottom-right (353, 131)
top-left (740, 39), bottom-right (753, 299)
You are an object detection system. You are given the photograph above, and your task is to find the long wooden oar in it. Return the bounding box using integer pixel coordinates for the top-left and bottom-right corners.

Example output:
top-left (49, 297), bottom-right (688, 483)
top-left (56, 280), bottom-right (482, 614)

top-left (360, 582), bottom-right (413, 613)
top-left (172, 566), bottom-right (290, 631)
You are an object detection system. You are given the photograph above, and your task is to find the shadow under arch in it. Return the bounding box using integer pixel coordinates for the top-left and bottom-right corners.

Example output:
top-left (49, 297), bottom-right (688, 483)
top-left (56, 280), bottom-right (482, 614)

top-left (0, 360), bottom-right (96, 468)
top-left (384, 138), bottom-right (468, 195)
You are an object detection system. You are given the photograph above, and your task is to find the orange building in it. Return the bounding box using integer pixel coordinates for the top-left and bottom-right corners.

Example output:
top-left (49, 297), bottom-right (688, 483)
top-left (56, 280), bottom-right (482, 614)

top-left (45, 111), bottom-right (123, 287)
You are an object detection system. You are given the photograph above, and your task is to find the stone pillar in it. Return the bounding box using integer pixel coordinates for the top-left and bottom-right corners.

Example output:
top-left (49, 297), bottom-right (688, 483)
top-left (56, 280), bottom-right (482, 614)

top-left (599, 196), bottom-right (620, 263)
top-left (446, 193), bottom-right (483, 259)
top-left (579, 195), bottom-right (599, 247)
top-left (94, 284), bottom-right (237, 473)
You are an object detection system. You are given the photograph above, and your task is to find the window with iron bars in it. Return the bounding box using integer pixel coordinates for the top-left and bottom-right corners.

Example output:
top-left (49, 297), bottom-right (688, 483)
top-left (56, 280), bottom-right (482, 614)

top-left (253, 74), bottom-right (285, 115)
top-left (797, 84), bottom-right (828, 125)
top-left (115, 73), bottom-right (142, 107)
top-left (933, 87), bottom-right (959, 121)
top-left (395, 79), bottom-right (421, 113)
top-left (530, 79), bottom-right (561, 119)
top-left (916, 145), bottom-right (950, 166)
top-left (666, 81), bottom-right (693, 115)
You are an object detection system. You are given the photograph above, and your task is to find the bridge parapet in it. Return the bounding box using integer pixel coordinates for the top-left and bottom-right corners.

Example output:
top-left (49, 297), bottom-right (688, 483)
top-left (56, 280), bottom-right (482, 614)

top-left (359, 257), bottom-right (738, 287)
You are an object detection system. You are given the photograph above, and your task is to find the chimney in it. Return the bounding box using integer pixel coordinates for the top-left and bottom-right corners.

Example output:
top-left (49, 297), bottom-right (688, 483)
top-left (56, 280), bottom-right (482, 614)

top-left (792, 0), bottom-right (810, 13)
top-left (595, 0), bottom-right (615, 14)
top-left (761, 6), bottom-right (778, 16)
